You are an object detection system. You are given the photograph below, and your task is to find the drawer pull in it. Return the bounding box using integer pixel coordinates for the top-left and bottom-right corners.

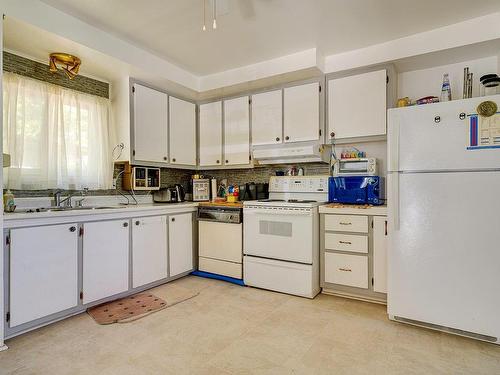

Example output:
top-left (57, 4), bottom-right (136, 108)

top-left (338, 268), bottom-right (352, 272)
top-left (339, 222), bottom-right (352, 225)
top-left (339, 241), bottom-right (352, 245)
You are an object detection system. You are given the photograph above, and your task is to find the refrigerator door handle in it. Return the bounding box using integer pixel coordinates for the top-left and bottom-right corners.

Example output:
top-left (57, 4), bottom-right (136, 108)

top-left (387, 112), bottom-right (400, 172)
top-left (391, 173), bottom-right (400, 231)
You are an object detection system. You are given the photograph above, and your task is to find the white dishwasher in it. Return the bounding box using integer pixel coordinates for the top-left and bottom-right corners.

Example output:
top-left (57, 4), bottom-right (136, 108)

top-left (197, 206), bottom-right (243, 279)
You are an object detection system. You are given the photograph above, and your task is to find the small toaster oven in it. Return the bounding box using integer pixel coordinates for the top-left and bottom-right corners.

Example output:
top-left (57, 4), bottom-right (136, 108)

top-left (333, 158), bottom-right (377, 176)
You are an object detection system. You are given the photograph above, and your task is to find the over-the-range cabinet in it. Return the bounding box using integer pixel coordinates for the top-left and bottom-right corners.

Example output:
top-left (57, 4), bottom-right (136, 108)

top-left (198, 97), bottom-right (251, 168)
top-left (131, 82), bottom-right (197, 168)
top-left (251, 81), bottom-right (323, 148)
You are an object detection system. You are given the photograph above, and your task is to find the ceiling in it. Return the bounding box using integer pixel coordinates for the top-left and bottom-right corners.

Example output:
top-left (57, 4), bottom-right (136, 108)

top-left (39, 0), bottom-right (500, 76)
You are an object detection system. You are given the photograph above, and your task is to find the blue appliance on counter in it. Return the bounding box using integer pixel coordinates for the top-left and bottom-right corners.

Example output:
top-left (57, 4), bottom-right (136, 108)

top-left (328, 176), bottom-right (384, 205)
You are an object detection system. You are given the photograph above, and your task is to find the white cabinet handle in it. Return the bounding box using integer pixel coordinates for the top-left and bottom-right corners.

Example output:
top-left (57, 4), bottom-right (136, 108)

top-left (339, 268), bottom-right (352, 272)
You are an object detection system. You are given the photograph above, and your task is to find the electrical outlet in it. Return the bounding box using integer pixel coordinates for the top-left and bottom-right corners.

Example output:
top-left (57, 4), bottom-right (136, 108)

top-left (112, 178), bottom-right (117, 188)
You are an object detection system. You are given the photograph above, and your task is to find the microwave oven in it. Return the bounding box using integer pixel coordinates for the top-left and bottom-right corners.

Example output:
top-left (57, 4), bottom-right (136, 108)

top-left (333, 158), bottom-right (377, 176)
top-left (328, 176), bottom-right (384, 205)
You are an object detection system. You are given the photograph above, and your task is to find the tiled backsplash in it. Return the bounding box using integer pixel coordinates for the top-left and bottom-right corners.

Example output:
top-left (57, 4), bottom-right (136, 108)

top-left (11, 163), bottom-right (331, 198)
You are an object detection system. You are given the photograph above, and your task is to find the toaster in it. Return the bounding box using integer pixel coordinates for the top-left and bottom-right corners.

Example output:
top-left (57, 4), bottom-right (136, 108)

top-left (153, 187), bottom-right (178, 203)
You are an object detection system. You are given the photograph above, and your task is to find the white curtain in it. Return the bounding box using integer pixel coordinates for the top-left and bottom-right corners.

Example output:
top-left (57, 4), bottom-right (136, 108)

top-left (3, 72), bottom-right (113, 190)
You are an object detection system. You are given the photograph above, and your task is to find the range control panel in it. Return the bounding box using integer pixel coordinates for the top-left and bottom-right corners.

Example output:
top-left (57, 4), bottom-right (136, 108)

top-left (269, 176), bottom-right (329, 193)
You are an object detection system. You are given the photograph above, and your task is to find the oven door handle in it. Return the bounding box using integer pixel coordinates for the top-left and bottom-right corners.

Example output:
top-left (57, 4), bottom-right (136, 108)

top-left (243, 207), bottom-right (313, 216)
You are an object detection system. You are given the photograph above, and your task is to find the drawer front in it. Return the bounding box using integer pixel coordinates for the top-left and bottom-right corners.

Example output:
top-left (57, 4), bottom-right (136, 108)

top-left (199, 257), bottom-right (242, 279)
top-left (324, 253), bottom-right (368, 289)
top-left (325, 233), bottom-right (368, 254)
top-left (324, 214), bottom-right (368, 233)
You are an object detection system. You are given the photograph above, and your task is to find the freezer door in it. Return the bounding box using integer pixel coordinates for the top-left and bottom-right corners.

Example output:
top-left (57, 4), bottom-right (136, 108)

top-left (388, 95), bottom-right (500, 172)
top-left (387, 171), bottom-right (500, 339)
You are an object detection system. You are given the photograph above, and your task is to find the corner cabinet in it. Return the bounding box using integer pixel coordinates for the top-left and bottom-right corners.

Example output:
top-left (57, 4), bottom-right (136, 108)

top-left (199, 101), bottom-right (223, 167)
top-left (327, 69), bottom-right (387, 140)
top-left (169, 96), bottom-right (197, 167)
top-left (320, 209), bottom-right (388, 304)
top-left (8, 224), bottom-right (79, 327)
top-left (223, 96), bottom-right (250, 166)
top-left (283, 82), bottom-right (321, 143)
top-left (132, 83), bottom-right (169, 163)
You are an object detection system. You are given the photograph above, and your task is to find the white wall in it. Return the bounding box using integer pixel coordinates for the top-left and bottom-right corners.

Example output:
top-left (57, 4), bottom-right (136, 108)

top-left (397, 56), bottom-right (498, 101)
top-left (110, 77), bottom-right (131, 162)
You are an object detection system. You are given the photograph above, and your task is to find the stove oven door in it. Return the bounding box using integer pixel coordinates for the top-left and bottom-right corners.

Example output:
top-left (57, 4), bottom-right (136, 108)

top-left (243, 206), bottom-right (317, 264)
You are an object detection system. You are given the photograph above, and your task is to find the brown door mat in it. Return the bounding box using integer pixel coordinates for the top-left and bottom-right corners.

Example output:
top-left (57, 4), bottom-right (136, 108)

top-left (87, 289), bottom-right (199, 325)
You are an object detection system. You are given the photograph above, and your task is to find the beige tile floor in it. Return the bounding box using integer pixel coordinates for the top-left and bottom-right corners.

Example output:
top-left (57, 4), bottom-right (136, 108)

top-left (1, 276), bottom-right (499, 374)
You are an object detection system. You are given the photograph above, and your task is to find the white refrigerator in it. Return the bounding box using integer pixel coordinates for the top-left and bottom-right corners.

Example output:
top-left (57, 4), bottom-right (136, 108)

top-left (387, 95), bottom-right (500, 343)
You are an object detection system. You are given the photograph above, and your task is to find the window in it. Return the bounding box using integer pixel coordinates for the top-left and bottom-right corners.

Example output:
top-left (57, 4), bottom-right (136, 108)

top-left (3, 72), bottom-right (113, 190)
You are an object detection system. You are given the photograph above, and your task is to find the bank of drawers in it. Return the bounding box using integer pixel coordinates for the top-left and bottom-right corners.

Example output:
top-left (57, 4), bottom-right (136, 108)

top-left (324, 214), bottom-right (368, 289)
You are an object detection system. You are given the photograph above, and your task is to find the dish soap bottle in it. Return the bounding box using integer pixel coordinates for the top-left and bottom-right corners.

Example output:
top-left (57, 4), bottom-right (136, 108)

top-left (440, 73), bottom-right (452, 102)
top-left (3, 189), bottom-right (15, 212)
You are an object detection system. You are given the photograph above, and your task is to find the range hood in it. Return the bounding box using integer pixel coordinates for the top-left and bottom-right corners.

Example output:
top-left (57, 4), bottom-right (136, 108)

top-left (252, 142), bottom-right (331, 165)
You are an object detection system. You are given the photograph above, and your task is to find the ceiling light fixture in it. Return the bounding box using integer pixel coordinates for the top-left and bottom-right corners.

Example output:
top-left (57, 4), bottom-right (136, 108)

top-left (49, 53), bottom-right (81, 80)
top-left (212, 0), bottom-right (217, 29)
top-left (202, 0), bottom-right (206, 31)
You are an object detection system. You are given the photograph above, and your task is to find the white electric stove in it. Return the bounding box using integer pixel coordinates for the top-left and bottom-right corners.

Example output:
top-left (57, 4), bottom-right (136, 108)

top-left (243, 176), bottom-right (329, 298)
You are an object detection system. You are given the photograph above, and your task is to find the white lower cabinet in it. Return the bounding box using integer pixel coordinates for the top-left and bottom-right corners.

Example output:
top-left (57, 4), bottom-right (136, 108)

top-left (324, 253), bottom-right (368, 289)
top-left (132, 215), bottom-right (168, 288)
top-left (9, 224), bottom-right (79, 327)
top-left (168, 213), bottom-right (193, 277)
top-left (373, 216), bottom-right (388, 293)
top-left (83, 220), bottom-right (130, 304)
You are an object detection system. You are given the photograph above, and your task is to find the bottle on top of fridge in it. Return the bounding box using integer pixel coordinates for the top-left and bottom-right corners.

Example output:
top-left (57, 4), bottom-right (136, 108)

top-left (440, 73), bottom-right (452, 102)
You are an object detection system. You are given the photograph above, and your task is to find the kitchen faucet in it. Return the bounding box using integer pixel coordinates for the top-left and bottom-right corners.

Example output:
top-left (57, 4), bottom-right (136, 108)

top-left (53, 188), bottom-right (88, 208)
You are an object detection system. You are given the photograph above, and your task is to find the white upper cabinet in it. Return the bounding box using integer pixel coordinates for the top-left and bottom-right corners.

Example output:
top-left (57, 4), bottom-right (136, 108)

top-left (199, 101), bottom-right (223, 167)
top-left (328, 69), bottom-right (387, 139)
top-left (251, 90), bottom-right (283, 146)
top-left (169, 97), bottom-right (197, 166)
top-left (283, 82), bottom-right (320, 143)
top-left (133, 83), bottom-right (168, 163)
top-left (224, 96), bottom-right (250, 166)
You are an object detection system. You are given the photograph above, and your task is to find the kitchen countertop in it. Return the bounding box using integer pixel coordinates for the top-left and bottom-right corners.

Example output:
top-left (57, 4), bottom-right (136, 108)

top-left (3, 202), bottom-right (199, 228)
top-left (319, 203), bottom-right (387, 216)
top-left (198, 201), bottom-right (244, 208)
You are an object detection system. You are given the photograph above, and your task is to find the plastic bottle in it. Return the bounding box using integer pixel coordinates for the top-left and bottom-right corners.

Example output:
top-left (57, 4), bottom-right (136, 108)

top-left (3, 189), bottom-right (15, 212)
top-left (440, 73), bottom-right (452, 102)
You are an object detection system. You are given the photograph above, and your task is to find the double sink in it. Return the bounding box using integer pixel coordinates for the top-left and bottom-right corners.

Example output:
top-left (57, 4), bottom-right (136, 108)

top-left (15, 205), bottom-right (127, 214)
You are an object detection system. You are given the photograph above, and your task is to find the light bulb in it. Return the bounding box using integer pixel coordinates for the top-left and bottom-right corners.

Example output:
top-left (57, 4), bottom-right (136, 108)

top-left (203, 24), bottom-right (206, 31)
top-left (213, 19), bottom-right (217, 29)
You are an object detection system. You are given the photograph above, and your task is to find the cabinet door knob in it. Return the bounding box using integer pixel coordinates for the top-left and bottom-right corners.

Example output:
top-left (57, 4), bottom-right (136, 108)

top-left (163, 156), bottom-right (168, 161)
top-left (171, 217), bottom-right (175, 222)
top-left (69, 226), bottom-right (76, 232)
top-left (172, 158), bottom-right (176, 162)
top-left (330, 132), bottom-right (335, 138)
top-left (285, 136), bottom-right (290, 141)
top-left (135, 220), bottom-right (140, 226)
top-left (225, 160), bottom-right (229, 164)
top-left (123, 222), bottom-right (129, 227)
top-left (216, 160), bottom-right (220, 164)
top-left (276, 137), bottom-right (280, 142)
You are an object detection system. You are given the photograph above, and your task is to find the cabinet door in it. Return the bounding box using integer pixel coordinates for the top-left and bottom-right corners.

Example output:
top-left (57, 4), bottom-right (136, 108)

top-left (83, 220), bottom-right (130, 304)
top-left (199, 101), bottom-right (223, 167)
top-left (373, 216), bottom-right (388, 293)
top-left (224, 96), bottom-right (250, 166)
top-left (169, 97), bottom-right (196, 166)
top-left (169, 213), bottom-right (193, 277)
top-left (251, 90), bottom-right (282, 146)
top-left (283, 82), bottom-right (320, 143)
top-left (9, 224), bottom-right (78, 327)
top-left (328, 69), bottom-right (386, 139)
top-left (133, 83), bottom-right (168, 163)
top-left (132, 216), bottom-right (168, 288)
